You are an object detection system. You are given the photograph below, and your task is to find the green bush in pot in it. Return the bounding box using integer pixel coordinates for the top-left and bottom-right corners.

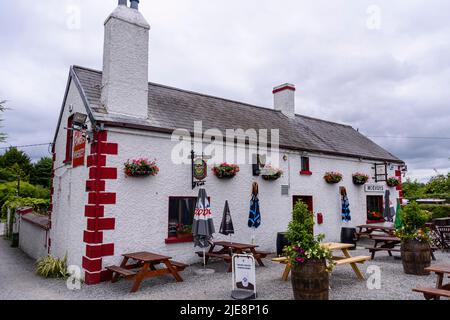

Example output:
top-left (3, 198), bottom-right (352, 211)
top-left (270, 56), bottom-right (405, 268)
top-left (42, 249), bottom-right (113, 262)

top-left (395, 202), bottom-right (432, 275)
top-left (284, 200), bottom-right (334, 300)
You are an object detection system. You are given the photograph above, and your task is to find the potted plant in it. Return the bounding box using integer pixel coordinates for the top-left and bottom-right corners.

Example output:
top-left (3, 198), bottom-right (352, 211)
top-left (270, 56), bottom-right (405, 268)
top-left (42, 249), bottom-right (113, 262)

top-left (212, 163), bottom-right (240, 179)
top-left (284, 201), bottom-right (334, 300)
top-left (324, 172), bottom-right (343, 184)
top-left (261, 165), bottom-right (283, 181)
top-left (176, 224), bottom-right (193, 239)
top-left (395, 202), bottom-right (432, 276)
top-left (387, 177), bottom-right (400, 188)
top-left (352, 173), bottom-right (369, 185)
top-left (367, 211), bottom-right (385, 224)
top-left (124, 158), bottom-right (160, 177)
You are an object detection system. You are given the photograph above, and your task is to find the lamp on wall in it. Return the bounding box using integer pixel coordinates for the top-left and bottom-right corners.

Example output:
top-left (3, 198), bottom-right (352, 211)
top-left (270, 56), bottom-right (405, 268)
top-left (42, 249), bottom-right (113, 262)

top-left (72, 112), bottom-right (88, 128)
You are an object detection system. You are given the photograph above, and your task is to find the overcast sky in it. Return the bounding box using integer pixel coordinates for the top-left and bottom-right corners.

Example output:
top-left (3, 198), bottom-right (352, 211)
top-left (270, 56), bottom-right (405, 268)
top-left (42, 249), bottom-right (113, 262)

top-left (0, 0), bottom-right (449, 182)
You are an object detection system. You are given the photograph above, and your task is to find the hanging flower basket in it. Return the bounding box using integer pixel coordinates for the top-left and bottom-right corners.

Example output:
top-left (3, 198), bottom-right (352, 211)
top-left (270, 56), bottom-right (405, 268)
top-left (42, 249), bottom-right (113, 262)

top-left (352, 173), bottom-right (369, 186)
top-left (212, 163), bottom-right (240, 179)
top-left (124, 158), bottom-right (159, 177)
top-left (387, 177), bottom-right (400, 187)
top-left (261, 166), bottom-right (283, 181)
top-left (324, 172), bottom-right (343, 184)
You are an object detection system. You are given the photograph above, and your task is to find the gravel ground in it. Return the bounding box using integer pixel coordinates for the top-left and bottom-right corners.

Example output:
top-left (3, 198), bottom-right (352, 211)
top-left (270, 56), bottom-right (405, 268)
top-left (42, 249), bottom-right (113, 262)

top-left (0, 238), bottom-right (449, 300)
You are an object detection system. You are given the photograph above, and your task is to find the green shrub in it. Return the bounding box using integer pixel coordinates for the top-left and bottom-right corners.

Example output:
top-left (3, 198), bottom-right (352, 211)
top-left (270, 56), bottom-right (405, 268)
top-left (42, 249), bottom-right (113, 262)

top-left (418, 204), bottom-right (450, 220)
top-left (0, 182), bottom-right (49, 217)
top-left (396, 202), bottom-right (431, 242)
top-left (284, 200), bottom-right (334, 270)
top-left (1, 197), bottom-right (50, 220)
top-left (36, 255), bottom-right (69, 279)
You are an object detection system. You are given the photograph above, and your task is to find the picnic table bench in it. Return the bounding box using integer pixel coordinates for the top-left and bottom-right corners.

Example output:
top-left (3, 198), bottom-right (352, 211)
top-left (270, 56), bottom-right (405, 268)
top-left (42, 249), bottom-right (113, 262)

top-left (413, 264), bottom-right (450, 300)
top-left (196, 241), bottom-right (269, 272)
top-left (272, 243), bottom-right (371, 281)
top-left (367, 235), bottom-right (437, 261)
top-left (106, 252), bottom-right (188, 293)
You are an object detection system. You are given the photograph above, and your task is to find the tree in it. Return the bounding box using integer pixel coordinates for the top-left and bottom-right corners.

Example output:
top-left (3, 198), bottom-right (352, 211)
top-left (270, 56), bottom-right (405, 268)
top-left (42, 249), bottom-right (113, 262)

top-left (30, 157), bottom-right (52, 188)
top-left (0, 147), bottom-right (32, 178)
top-left (0, 100), bottom-right (7, 142)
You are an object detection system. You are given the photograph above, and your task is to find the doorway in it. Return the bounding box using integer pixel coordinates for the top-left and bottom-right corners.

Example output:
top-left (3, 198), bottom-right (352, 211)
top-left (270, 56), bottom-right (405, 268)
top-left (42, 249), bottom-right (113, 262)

top-left (293, 196), bottom-right (314, 213)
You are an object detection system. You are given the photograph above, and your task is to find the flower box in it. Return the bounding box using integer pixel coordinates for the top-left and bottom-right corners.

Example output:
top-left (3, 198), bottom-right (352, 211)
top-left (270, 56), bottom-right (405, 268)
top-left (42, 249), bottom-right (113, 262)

top-left (261, 166), bottom-right (283, 181)
top-left (124, 158), bottom-right (159, 177)
top-left (352, 173), bottom-right (369, 185)
top-left (324, 172), bottom-right (343, 184)
top-left (212, 163), bottom-right (240, 179)
top-left (387, 177), bottom-right (400, 187)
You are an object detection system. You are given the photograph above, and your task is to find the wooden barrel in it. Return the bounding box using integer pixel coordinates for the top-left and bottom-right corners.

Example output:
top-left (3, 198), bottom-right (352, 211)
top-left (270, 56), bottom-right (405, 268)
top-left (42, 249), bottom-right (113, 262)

top-left (401, 240), bottom-right (431, 276)
top-left (291, 259), bottom-right (329, 300)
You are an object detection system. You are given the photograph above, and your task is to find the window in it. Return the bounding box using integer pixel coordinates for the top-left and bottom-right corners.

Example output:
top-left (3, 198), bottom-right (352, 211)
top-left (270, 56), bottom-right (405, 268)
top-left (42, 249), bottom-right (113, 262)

top-left (166, 197), bottom-right (199, 244)
top-left (300, 157), bottom-right (311, 175)
top-left (64, 115), bottom-right (74, 164)
top-left (367, 196), bottom-right (384, 222)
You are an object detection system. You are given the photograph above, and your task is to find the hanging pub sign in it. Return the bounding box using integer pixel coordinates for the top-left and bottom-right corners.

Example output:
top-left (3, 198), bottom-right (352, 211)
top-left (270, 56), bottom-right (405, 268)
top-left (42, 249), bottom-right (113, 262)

top-left (231, 254), bottom-right (257, 300)
top-left (73, 130), bottom-right (86, 168)
top-left (191, 151), bottom-right (211, 189)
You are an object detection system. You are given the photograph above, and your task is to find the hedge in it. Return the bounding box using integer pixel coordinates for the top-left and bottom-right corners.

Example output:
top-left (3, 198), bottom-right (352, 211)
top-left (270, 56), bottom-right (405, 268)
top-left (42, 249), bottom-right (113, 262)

top-left (418, 204), bottom-right (450, 220)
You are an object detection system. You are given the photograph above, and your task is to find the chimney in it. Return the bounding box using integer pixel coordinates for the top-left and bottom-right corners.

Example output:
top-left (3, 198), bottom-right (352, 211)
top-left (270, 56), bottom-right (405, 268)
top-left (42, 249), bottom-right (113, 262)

top-left (273, 83), bottom-right (296, 119)
top-left (101, 0), bottom-right (150, 119)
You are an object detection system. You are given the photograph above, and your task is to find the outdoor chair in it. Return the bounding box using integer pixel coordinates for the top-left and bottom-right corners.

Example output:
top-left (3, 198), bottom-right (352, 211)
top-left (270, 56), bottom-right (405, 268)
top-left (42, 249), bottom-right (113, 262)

top-left (437, 226), bottom-right (450, 250)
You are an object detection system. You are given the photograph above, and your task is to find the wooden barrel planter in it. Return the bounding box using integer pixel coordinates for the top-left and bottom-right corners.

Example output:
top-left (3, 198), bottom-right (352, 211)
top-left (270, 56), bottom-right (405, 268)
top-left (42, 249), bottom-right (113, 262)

top-left (291, 259), bottom-right (329, 300)
top-left (401, 240), bottom-right (431, 276)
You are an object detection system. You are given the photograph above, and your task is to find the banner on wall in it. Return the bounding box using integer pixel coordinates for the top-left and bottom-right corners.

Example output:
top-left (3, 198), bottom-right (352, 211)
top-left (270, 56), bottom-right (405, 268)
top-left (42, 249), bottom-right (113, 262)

top-left (73, 131), bottom-right (86, 167)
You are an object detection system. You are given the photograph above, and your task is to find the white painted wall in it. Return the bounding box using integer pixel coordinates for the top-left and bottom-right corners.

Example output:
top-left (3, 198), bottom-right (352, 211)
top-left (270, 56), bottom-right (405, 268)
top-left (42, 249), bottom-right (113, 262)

top-left (101, 128), bottom-right (400, 267)
top-left (19, 221), bottom-right (48, 261)
top-left (50, 79), bottom-right (91, 269)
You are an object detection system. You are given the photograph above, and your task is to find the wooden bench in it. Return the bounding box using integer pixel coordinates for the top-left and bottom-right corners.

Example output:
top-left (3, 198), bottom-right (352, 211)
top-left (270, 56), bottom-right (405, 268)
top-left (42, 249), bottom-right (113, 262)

top-left (106, 265), bottom-right (137, 279)
top-left (368, 247), bottom-right (437, 260)
top-left (170, 261), bottom-right (189, 271)
top-left (246, 250), bottom-right (271, 258)
top-left (272, 255), bottom-right (371, 281)
top-left (334, 256), bottom-right (371, 266)
top-left (413, 287), bottom-right (450, 300)
top-left (195, 251), bottom-right (232, 262)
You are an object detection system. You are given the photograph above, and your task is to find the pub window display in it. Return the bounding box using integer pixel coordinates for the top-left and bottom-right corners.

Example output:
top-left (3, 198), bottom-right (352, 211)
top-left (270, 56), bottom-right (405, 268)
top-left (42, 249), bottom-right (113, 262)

top-left (168, 197), bottom-right (209, 240)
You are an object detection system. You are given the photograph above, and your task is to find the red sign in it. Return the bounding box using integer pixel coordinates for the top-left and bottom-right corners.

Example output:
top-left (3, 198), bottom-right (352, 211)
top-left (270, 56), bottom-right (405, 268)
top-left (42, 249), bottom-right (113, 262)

top-left (73, 131), bottom-right (86, 167)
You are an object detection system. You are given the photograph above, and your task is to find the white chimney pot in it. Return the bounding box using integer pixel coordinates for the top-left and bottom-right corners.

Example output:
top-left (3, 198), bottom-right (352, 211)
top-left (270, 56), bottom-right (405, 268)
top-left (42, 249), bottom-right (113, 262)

top-left (101, 4), bottom-right (150, 119)
top-left (273, 83), bottom-right (296, 119)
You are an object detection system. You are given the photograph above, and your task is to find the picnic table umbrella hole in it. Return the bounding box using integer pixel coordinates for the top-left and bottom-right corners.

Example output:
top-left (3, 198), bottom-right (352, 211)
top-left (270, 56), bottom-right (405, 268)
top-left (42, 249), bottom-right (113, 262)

top-left (192, 188), bottom-right (216, 275)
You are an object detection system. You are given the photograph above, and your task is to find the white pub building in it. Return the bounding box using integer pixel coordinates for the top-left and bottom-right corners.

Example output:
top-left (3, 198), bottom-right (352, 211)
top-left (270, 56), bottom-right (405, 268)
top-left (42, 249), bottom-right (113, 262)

top-left (46, 0), bottom-right (405, 284)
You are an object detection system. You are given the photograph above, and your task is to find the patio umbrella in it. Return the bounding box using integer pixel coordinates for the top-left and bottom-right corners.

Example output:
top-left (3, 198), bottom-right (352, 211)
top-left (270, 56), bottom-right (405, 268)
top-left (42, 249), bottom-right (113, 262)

top-left (248, 182), bottom-right (261, 244)
top-left (383, 190), bottom-right (393, 222)
top-left (395, 199), bottom-right (403, 229)
top-left (192, 188), bottom-right (215, 275)
top-left (219, 200), bottom-right (235, 239)
top-left (193, 188), bottom-right (215, 249)
top-left (340, 187), bottom-right (351, 222)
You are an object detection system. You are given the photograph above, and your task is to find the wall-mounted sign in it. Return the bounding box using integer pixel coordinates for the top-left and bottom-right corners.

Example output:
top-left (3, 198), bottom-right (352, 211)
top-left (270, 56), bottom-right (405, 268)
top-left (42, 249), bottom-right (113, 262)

top-left (73, 130), bottom-right (86, 168)
top-left (231, 254), bottom-right (257, 300)
top-left (365, 184), bottom-right (386, 193)
top-left (373, 163), bottom-right (388, 182)
top-left (191, 151), bottom-right (211, 189)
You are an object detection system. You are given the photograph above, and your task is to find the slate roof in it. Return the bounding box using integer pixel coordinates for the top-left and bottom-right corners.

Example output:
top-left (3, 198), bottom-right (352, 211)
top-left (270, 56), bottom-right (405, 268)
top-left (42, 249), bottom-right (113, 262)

top-left (71, 65), bottom-right (403, 163)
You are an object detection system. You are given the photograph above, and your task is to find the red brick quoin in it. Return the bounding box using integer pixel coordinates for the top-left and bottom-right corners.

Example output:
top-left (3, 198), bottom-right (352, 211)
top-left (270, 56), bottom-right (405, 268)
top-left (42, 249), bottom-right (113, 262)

top-left (83, 131), bottom-right (118, 285)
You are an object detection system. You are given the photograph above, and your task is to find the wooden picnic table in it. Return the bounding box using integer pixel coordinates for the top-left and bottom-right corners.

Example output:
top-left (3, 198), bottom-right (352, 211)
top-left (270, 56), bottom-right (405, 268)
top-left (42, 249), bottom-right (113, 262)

top-left (106, 252), bottom-right (187, 293)
top-left (272, 242), bottom-right (371, 281)
top-left (196, 241), bottom-right (269, 272)
top-left (413, 264), bottom-right (450, 300)
top-left (367, 235), bottom-right (436, 261)
top-left (356, 223), bottom-right (395, 240)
